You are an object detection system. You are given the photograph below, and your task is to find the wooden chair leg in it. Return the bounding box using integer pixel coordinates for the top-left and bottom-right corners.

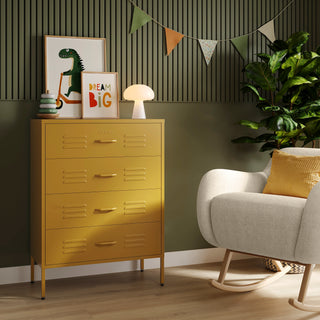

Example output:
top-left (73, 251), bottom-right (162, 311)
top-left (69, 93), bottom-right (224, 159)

top-left (211, 249), bottom-right (291, 293)
top-left (289, 264), bottom-right (320, 312)
top-left (218, 249), bottom-right (233, 284)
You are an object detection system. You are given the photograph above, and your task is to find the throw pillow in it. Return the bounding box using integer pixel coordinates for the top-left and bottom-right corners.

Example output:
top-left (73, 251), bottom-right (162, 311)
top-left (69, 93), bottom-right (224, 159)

top-left (263, 150), bottom-right (320, 198)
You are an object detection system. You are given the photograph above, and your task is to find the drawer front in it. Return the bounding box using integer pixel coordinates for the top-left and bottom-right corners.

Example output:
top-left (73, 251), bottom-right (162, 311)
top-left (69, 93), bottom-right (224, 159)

top-left (46, 190), bottom-right (162, 229)
top-left (46, 222), bottom-right (161, 265)
top-left (46, 157), bottom-right (161, 194)
top-left (46, 123), bottom-right (161, 158)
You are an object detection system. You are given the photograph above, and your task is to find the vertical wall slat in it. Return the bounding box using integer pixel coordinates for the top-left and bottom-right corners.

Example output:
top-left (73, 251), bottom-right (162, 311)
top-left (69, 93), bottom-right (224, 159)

top-left (18, 0), bottom-right (25, 99)
top-left (12, 0), bottom-right (19, 99)
top-left (24, 0), bottom-right (31, 100)
top-left (0, 0), bottom-right (319, 102)
top-left (6, 0), bottom-right (12, 99)
top-left (0, 0), bottom-right (6, 99)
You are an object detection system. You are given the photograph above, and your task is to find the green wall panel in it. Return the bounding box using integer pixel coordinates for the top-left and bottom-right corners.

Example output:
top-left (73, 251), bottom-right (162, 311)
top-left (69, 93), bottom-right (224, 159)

top-left (0, 0), bottom-right (319, 267)
top-left (1, 0), bottom-right (319, 102)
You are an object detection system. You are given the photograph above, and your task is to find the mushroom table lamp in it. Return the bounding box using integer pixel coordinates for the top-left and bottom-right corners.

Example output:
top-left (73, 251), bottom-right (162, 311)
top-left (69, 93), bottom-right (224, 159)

top-left (123, 84), bottom-right (154, 119)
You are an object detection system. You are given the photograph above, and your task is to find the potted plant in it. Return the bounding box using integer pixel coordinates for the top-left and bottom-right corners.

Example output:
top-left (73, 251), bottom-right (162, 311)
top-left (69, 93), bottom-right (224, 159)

top-left (233, 31), bottom-right (320, 151)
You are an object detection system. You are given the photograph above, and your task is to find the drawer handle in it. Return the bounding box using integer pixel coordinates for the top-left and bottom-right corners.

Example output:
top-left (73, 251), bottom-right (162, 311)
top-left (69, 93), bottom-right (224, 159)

top-left (94, 207), bottom-right (117, 213)
top-left (95, 173), bottom-right (117, 178)
top-left (95, 139), bottom-right (117, 143)
top-left (95, 241), bottom-right (117, 246)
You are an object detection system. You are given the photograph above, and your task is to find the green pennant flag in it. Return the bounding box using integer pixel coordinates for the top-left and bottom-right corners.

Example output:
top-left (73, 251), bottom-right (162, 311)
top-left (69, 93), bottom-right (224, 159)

top-left (231, 35), bottom-right (249, 60)
top-left (130, 6), bottom-right (152, 34)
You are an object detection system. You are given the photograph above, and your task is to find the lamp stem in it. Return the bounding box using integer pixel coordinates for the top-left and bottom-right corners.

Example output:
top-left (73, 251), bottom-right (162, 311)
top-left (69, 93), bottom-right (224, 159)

top-left (132, 100), bottom-right (146, 119)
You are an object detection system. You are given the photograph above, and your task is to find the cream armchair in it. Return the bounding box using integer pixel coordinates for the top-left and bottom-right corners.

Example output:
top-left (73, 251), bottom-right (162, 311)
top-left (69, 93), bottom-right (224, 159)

top-left (197, 147), bottom-right (320, 312)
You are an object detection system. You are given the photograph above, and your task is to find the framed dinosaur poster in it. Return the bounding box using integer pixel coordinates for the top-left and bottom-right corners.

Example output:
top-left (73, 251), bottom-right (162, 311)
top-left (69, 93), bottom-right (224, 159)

top-left (81, 72), bottom-right (119, 119)
top-left (45, 35), bottom-right (106, 118)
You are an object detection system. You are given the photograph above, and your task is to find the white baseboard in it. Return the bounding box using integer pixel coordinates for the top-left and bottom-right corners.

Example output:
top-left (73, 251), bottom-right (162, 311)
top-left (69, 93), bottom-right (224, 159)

top-left (0, 248), bottom-right (251, 286)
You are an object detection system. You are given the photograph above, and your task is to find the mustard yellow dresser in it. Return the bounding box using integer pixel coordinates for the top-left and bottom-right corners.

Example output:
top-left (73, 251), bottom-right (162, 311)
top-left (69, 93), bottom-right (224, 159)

top-left (30, 119), bottom-right (165, 299)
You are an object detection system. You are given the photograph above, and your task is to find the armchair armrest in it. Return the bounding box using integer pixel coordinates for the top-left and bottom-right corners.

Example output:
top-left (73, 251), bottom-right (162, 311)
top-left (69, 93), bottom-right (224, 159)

top-left (197, 169), bottom-right (268, 247)
top-left (295, 181), bottom-right (320, 263)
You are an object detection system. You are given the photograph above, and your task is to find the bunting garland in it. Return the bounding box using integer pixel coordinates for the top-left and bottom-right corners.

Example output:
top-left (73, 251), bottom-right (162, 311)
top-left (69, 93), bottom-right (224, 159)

top-left (130, 6), bottom-right (152, 34)
top-left (165, 28), bottom-right (184, 55)
top-left (198, 40), bottom-right (218, 66)
top-left (258, 20), bottom-right (277, 43)
top-left (231, 35), bottom-right (249, 61)
top-left (128, 0), bottom-right (295, 64)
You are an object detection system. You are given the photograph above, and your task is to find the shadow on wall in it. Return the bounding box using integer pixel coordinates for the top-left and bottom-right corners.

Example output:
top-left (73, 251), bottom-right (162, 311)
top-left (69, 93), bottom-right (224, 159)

top-left (0, 101), bottom-right (37, 267)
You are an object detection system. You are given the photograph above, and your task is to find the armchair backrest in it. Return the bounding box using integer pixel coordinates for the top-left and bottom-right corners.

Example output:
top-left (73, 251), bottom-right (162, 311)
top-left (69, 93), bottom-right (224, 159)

top-left (263, 147), bottom-right (320, 177)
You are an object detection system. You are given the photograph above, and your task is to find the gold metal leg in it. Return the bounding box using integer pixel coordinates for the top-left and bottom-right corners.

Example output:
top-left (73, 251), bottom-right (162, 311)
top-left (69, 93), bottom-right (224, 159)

top-left (140, 259), bottom-right (144, 272)
top-left (30, 256), bottom-right (35, 284)
top-left (41, 266), bottom-right (46, 300)
top-left (160, 254), bottom-right (164, 286)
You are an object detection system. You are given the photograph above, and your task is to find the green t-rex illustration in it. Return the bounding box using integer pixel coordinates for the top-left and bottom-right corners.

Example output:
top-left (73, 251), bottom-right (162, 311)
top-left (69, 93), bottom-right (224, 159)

top-left (59, 48), bottom-right (85, 97)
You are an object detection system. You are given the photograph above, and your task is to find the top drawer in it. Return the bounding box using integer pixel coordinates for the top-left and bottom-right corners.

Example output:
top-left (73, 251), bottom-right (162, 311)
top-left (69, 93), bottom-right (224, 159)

top-left (46, 123), bottom-right (161, 159)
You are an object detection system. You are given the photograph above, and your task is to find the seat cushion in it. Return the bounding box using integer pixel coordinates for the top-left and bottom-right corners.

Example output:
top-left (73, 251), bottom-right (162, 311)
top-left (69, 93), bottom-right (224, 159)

top-left (211, 192), bottom-right (306, 261)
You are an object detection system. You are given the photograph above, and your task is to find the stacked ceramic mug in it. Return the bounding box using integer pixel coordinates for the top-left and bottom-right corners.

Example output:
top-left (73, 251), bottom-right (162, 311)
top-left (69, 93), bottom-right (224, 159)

top-left (37, 91), bottom-right (59, 119)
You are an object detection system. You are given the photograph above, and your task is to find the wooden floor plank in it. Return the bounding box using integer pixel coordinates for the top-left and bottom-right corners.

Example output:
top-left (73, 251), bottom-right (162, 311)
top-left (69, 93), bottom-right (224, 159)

top-left (0, 259), bottom-right (319, 319)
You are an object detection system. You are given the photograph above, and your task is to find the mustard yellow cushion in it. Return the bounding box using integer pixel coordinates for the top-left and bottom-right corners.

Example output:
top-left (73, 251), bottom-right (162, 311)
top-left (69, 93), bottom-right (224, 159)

top-left (263, 150), bottom-right (320, 198)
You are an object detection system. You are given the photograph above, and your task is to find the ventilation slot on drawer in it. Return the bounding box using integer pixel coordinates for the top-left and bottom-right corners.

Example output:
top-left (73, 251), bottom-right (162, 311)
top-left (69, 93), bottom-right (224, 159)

top-left (62, 136), bottom-right (88, 149)
top-left (124, 168), bottom-right (146, 181)
top-left (63, 170), bottom-right (88, 184)
top-left (63, 239), bottom-right (87, 254)
top-left (124, 135), bottom-right (147, 148)
top-left (125, 234), bottom-right (146, 248)
top-left (124, 201), bottom-right (147, 215)
top-left (62, 204), bottom-right (87, 219)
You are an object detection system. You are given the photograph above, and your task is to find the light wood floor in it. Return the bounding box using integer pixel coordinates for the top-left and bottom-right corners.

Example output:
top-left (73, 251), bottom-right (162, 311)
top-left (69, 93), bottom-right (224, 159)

top-left (1, 259), bottom-right (320, 319)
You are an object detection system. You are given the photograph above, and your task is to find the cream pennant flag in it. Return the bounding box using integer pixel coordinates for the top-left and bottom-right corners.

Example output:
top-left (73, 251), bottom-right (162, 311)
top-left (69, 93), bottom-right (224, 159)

top-left (231, 35), bottom-right (249, 60)
top-left (165, 28), bottom-right (184, 55)
top-left (199, 39), bottom-right (218, 65)
top-left (258, 20), bottom-right (276, 43)
top-left (130, 6), bottom-right (152, 34)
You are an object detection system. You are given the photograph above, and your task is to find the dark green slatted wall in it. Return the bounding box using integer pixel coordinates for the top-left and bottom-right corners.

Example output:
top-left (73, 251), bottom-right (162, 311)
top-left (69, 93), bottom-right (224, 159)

top-left (0, 0), bottom-right (319, 102)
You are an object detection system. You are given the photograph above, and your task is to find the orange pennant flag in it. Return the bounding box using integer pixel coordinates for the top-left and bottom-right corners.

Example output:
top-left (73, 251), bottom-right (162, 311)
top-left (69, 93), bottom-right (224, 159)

top-left (165, 28), bottom-right (184, 55)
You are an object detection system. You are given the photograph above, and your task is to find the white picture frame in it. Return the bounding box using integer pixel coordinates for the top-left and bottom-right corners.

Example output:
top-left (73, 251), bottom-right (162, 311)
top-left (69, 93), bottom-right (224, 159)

top-left (45, 35), bottom-right (106, 118)
top-left (81, 72), bottom-right (119, 119)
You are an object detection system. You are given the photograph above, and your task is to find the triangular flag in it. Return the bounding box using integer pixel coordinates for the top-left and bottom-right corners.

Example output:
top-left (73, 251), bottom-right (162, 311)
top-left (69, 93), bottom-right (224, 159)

top-left (258, 20), bottom-right (276, 43)
top-left (130, 6), bottom-right (152, 34)
top-left (199, 39), bottom-right (218, 65)
top-left (231, 35), bottom-right (249, 60)
top-left (165, 28), bottom-right (184, 55)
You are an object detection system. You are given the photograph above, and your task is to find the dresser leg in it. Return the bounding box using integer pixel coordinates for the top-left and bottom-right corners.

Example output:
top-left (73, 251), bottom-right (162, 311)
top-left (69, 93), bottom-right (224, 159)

top-left (160, 254), bottom-right (164, 286)
top-left (30, 256), bottom-right (35, 284)
top-left (41, 266), bottom-right (46, 300)
top-left (140, 259), bottom-right (144, 272)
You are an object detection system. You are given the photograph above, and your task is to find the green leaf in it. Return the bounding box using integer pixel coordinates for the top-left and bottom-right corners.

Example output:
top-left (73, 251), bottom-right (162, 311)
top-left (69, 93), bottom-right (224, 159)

top-left (287, 31), bottom-right (309, 54)
top-left (268, 40), bottom-right (288, 52)
top-left (257, 53), bottom-right (271, 63)
top-left (259, 142), bottom-right (278, 152)
top-left (261, 105), bottom-right (280, 112)
top-left (239, 120), bottom-right (261, 129)
top-left (241, 84), bottom-right (266, 101)
top-left (276, 76), bottom-right (311, 102)
top-left (231, 136), bottom-right (259, 144)
top-left (255, 133), bottom-right (276, 141)
top-left (269, 50), bottom-right (287, 73)
top-left (266, 115), bottom-right (298, 132)
top-left (245, 62), bottom-right (276, 91)
top-left (300, 57), bottom-right (320, 75)
top-left (281, 53), bottom-right (308, 78)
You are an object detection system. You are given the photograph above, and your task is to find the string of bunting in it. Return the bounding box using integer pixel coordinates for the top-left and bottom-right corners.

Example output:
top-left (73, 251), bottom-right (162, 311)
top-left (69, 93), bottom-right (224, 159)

top-left (128, 0), bottom-right (295, 65)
